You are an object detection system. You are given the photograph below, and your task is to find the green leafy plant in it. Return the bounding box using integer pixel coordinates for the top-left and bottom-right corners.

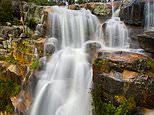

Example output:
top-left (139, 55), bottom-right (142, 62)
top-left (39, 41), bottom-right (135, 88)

top-left (6, 54), bottom-right (18, 64)
top-left (92, 85), bottom-right (130, 115)
top-left (31, 58), bottom-right (40, 70)
top-left (26, 18), bottom-right (38, 30)
top-left (0, 80), bottom-right (21, 112)
top-left (0, 80), bottom-right (21, 97)
top-left (0, 0), bottom-right (13, 25)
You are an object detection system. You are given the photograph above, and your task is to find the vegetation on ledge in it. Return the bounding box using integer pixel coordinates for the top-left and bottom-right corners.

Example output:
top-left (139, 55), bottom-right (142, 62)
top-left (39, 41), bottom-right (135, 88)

top-left (0, 80), bottom-right (21, 113)
top-left (92, 85), bottom-right (132, 115)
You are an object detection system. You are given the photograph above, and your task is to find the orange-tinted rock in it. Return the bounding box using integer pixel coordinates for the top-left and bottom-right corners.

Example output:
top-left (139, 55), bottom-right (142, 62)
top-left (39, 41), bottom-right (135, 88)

top-left (122, 70), bottom-right (139, 81)
top-left (93, 51), bottom-right (154, 110)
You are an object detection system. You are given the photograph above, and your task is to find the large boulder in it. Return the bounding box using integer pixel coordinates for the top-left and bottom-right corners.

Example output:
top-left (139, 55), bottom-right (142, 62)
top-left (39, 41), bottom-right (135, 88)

top-left (92, 51), bottom-right (154, 114)
top-left (138, 31), bottom-right (154, 57)
top-left (92, 3), bottom-right (111, 16)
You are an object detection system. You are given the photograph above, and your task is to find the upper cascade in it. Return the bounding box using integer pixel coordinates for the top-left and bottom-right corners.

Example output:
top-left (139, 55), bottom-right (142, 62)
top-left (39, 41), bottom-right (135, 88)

top-left (145, 1), bottom-right (154, 31)
top-left (47, 6), bottom-right (103, 49)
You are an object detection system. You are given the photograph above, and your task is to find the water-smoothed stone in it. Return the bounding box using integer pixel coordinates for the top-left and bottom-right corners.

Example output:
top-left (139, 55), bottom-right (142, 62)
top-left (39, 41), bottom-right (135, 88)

top-left (93, 51), bottom-right (154, 110)
top-left (138, 31), bottom-right (154, 54)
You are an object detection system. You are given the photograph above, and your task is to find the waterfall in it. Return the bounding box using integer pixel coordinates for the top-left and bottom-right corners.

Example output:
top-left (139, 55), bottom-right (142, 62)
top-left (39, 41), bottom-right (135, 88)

top-left (111, 0), bottom-right (115, 17)
top-left (103, 0), bottom-right (129, 49)
top-left (30, 6), bottom-right (102, 115)
top-left (47, 6), bottom-right (102, 48)
top-left (104, 17), bottom-right (129, 48)
top-left (145, 1), bottom-right (154, 31)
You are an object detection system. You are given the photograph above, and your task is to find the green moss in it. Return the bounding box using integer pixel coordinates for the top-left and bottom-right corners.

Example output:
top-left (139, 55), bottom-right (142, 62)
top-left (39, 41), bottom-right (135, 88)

top-left (147, 59), bottom-right (154, 73)
top-left (0, 56), bottom-right (5, 61)
top-left (95, 59), bottom-right (109, 66)
top-left (5, 104), bottom-right (14, 113)
top-left (31, 58), bottom-right (40, 70)
top-left (0, 80), bottom-right (20, 112)
top-left (92, 85), bottom-right (130, 115)
top-left (26, 18), bottom-right (38, 30)
top-left (6, 54), bottom-right (18, 64)
top-left (94, 59), bottom-right (110, 73)
top-left (0, 80), bottom-right (20, 97)
top-left (0, 99), bottom-right (14, 113)
top-left (0, 0), bottom-right (13, 25)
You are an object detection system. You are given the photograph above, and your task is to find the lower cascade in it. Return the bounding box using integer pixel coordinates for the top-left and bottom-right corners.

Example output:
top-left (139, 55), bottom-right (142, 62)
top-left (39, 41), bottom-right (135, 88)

top-left (31, 6), bottom-right (102, 115)
top-left (31, 48), bottom-right (93, 115)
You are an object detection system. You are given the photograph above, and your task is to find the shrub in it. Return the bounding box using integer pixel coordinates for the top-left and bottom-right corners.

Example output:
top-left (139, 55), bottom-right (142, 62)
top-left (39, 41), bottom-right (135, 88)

top-left (0, 0), bottom-right (13, 25)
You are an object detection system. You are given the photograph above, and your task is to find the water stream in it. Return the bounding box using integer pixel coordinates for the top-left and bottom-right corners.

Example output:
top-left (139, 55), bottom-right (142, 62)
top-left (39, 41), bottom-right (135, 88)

top-left (104, 17), bottom-right (129, 48)
top-left (144, 1), bottom-right (154, 30)
top-left (27, 0), bottom-right (152, 114)
top-left (104, 0), bottom-right (129, 49)
top-left (30, 6), bottom-right (102, 115)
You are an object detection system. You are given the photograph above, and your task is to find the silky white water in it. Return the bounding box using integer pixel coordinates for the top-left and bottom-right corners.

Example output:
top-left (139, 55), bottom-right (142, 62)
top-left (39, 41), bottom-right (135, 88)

top-left (31, 48), bottom-right (93, 115)
top-left (145, 1), bottom-right (154, 30)
top-left (30, 6), bottom-right (102, 115)
top-left (47, 6), bottom-right (102, 48)
top-left (103, 0), bottom-right (129, 48)
top-left (104, 17), bottom-right (129, 48)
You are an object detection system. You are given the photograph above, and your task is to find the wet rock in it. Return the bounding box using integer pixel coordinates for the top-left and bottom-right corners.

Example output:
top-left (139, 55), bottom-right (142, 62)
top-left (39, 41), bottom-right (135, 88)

top-left (34, 24), bottom-right (46, 37)
top-left (79, 2), bottom-right (121, 17)
top-left (93, 51), bottom-right (154, 110)
top-left (34, 38), bottom-right (46, 57)
top-left (6, 22), bottom-right (12, 26)
top-left (20, 33), bottom-right (27, 38)
top-left (93, 3), bottom-right (111, 16)
top-left (69, 4), bottom-right (80, 10)
top-left (84, 41), bottom-right (102, 63)
top-left (127, 25), bottom-right (144, 49)
top-left (119, 0), bottom-right (145, 26)
top-left (138, 31), bottom-right (154, 55)
top-left (0, 26), bottom-right (23, 39)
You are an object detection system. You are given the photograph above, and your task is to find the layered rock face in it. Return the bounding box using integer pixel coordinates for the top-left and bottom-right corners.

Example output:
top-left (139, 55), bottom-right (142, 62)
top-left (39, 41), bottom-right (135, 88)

top-left (138, 31), bottom-right (154, 57)
top-left (119, 0), bottom-right (145, 26)
top-left (92, 51), bottom-right (154, 114)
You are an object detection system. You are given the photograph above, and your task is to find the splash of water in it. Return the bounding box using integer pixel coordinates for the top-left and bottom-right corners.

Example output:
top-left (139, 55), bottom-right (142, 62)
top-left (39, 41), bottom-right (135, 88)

top-left (144, 1), bottom-right (154, 30)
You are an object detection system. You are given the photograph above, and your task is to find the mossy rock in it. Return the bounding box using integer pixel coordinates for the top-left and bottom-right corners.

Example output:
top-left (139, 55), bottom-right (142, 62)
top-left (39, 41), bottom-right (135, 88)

top-left (0, 98), bottom-right (14, 113)
top-left (92, 51), bottom-right (154, 114)
top-left (93, 4), bottom-right (111, 16)
top-left (0, 80), bottom-right (20, 112)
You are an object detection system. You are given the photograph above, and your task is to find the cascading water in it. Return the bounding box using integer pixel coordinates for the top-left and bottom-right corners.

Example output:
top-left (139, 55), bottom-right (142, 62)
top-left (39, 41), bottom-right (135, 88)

top-left (104, 0), bottom-right (129, 48)
top-left (30, 6), bottom-right (102, 115)
top-left (144, 1), bottom-right (154, 30)
top-left (104, 17), bottom-right (129, 48)
top-left (47, 6), bottom-right (102, 48)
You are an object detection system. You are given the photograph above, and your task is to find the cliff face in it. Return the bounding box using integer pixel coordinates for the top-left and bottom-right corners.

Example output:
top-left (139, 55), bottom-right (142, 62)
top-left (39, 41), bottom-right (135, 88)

top-left (92, 51), bottom-right (154, 114)
top-left (119, 0), bottom-right (145, 26)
